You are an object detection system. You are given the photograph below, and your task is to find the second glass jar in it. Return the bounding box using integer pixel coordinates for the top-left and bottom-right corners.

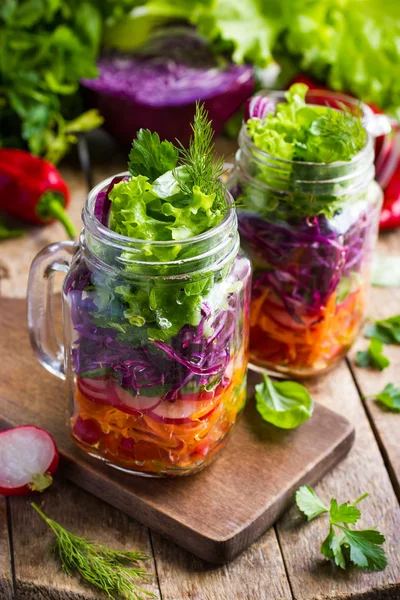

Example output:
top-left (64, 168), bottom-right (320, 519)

top-left (230, 91), bottom-right (383, 378)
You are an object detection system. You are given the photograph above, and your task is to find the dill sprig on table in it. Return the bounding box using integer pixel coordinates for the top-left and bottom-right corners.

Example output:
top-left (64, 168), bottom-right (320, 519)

top-left (176, 102), bottom-right (226, 211)
top-left (32, 503), bottom-right (156, 600)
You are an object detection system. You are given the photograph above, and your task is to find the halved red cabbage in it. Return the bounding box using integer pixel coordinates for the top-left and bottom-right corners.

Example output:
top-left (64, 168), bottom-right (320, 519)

top-left (81, 28), bottom-right (254, 145)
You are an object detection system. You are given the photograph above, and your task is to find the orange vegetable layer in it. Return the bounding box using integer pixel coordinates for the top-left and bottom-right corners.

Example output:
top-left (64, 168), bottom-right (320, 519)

top-left (249, 286), bottom-right (366, 373)
top-left (71, 366), bottom-right (246, 475)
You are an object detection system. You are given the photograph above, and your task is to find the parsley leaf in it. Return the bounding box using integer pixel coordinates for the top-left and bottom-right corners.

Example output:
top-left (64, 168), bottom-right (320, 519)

top-left (295, 487), bottom-right (387, 571)
top-left (336, 527), bottom-right (387, 571)
top-left (128, 129), bottom-right (179, 181)
top-left (295, 486), bottom-right (329, 521)
top-left (356, 338), bottom-right (390, 371)
top-left (374, 383), bottom-right (400, 412)
top-left (365, 315), bottom-right (400, 345)
top-left (255, 374), bottom-right (314, 429)
top-left (321, 526), bottom-right (346, 569)
top-left (329, 499), bottom-right (360, 525)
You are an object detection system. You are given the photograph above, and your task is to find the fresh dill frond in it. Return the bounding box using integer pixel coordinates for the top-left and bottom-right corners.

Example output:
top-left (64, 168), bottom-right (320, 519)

top-left (32, 503), bottom-right (156, 600)
top-left (308, 105), bottom-right (367, 162)
top-left (176, 102), bottom-right (226, 210)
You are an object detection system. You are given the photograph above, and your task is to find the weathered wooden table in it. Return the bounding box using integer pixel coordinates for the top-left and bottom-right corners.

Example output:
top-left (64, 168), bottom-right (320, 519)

top-left (1, 135), bottom-right (399, 599)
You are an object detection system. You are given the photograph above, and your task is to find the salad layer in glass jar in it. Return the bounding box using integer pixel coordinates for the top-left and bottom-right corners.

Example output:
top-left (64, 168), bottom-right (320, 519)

top-left (64, 106), bottom-right (251, 476)
top-left (231, 84), bottom-right (383, 378)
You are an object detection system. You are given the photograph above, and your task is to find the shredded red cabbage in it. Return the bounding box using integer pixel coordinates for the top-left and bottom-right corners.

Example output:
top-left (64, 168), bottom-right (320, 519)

top-left (238, 209), bottom-right (374, 319)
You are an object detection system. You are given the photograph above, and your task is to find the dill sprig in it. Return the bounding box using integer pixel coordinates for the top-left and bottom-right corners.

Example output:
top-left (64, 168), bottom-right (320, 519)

top-left (32, 503), bottom-right (156, 600)
top-left (176, 102), bottom-right (226, 210)
top-left (308, 104), bottom-right (367, 162)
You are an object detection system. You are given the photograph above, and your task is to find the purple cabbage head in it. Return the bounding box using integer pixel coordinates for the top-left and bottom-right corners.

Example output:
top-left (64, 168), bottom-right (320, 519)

top-left (81, 27), bottom-right (254, 146)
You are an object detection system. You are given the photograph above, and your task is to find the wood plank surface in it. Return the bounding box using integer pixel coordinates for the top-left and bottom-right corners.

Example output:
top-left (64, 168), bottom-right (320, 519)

top-left (349, 230), bottom-right (400, 499)
top-left (151, 528), bottom-right (293, 600)
top-left (0, 498), bottom-right (13, 599)
top-left (9, 479), bottom-right (159, 600)
top-left (1, 135), bottom-right (400, 598)
top-left (276, 365), bottom-right (400, 600)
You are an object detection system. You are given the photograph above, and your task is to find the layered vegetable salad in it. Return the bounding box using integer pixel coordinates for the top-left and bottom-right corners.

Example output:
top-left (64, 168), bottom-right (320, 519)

top-left (64, 106), bottom-right (251, 475)
top-left (236, 84), bottom-right (382, 376)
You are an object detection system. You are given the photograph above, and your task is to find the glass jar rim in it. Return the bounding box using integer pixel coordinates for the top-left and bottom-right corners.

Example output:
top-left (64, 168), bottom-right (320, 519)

top-left (239, 88), bottom-right (374, 169)
top-left (81, 172), bottom-right (239, 277)
top-left (83, 171), bottom-right (236, 251)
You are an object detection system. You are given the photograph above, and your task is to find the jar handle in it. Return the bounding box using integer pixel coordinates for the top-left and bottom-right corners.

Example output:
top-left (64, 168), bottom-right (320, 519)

top-left (27, 241), bottom-right (79, 380)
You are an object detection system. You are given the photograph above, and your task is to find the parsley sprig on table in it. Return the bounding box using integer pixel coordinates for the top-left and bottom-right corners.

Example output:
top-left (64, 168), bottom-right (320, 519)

top-left (356, 337), bottom-right (390, 371)
top-left (368, 383), bottom-right (400, 412)
top-left (32, 503), bottom-right (155, 600)
top-left (365, 314), bottom-right (400, 345)
top-left (295, 487), bottom-right (387, 571)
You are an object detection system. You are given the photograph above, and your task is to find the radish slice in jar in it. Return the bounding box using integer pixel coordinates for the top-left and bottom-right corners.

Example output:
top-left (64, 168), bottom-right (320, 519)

top-left (78, 377), bottom-right (112, 405)
top-left (113, 384), bottom-right (161, 415)
top-left (148, 397), bottom-right (215, 424)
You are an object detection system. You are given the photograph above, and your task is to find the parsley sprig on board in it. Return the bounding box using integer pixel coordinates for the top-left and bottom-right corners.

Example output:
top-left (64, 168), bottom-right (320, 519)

top-left (32, 503), bottom-right (155, 600)
top-left (295, 487), bottom-right (387, 571)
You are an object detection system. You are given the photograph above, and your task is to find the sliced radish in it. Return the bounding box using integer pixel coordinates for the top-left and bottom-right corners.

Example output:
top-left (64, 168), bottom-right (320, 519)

top-left (113, 384), bottom-right (161, 415)
top-left (78, 377), bottom-right (112, 405)
top-left (0, 426), bottom-right (59, 497)
top-left (148, 398), bottom-right (213, 425)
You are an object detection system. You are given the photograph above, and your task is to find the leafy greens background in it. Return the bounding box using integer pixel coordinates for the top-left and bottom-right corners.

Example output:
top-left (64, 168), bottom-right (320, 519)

top-left (2, 0), bottom-right (400, 162)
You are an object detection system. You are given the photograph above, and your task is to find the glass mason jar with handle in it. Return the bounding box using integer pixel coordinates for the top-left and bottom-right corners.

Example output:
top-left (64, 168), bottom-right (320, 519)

top-left (27, 174), bottom-right (252, 476)
top-left (229, 90), bottom-right (384, 378)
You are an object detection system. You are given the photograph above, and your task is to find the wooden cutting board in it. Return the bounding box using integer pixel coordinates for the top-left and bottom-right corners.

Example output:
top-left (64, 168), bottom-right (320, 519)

top-left (0, 297), bottom-right (355, 564)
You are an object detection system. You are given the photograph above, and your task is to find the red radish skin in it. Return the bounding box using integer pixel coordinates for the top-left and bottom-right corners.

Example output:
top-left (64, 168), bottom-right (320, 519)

top-left (0, 426), bottom-right (59, 497)
top-left (73, 417), bottom-right (102, 446)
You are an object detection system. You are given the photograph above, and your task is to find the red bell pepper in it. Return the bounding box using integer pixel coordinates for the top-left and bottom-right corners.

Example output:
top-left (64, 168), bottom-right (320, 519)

top-left (0, 149), bottom-right (75, 238)
top-left (379, 161), bottom-right (400, 229)
top-left (290, 75), bottom-right (400, 230)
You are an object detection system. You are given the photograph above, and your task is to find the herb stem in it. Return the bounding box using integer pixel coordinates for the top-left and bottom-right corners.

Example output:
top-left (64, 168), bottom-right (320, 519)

top-left (352, 492), bottom-right (370, 506)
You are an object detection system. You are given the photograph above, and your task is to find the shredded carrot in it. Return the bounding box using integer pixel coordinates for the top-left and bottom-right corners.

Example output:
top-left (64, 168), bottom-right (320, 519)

top-left (250, 288), bottom-right (269, 327)
top-left (72, 365), bottom-right (247, 474)
top-left (249, 286), bottom-right (365, 373)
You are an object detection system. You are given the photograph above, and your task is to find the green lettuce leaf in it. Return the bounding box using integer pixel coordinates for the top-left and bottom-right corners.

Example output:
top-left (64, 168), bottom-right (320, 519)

top-left (104, 0), bottom-right (284, 66)
top-left (246, 83), bottom-right (366, 163)
top-left (108, 175), bottom-right (223, 245)
top-left (282, 0), bottom-right (400, 118)
top-left (196, 0), bottom-right (283, 67)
